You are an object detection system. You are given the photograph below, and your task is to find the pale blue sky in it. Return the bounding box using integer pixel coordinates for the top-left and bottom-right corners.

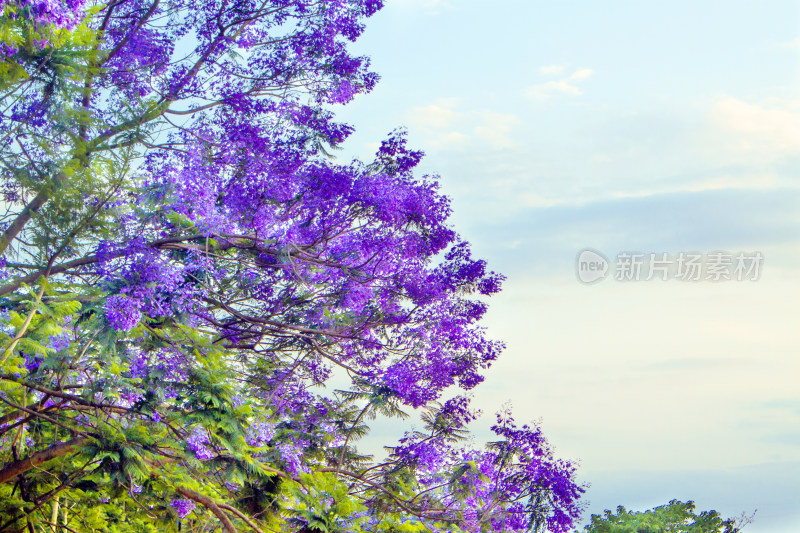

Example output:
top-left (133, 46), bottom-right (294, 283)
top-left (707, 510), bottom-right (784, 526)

top-left (333, 1), bottom-right (800, 531)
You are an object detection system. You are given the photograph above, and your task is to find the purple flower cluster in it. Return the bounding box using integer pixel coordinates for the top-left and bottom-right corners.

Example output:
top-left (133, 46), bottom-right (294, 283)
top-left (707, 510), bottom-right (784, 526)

top-left (126, 125), bottom-right (505, 408)
top-left (126, 347), bottom-right (188, 389)
top-left (98, 242), bottom-right (206, 333)
top-left (246, 420), bottom-right (276, 447)
top-left (276, 440), bottom-right (308, 475)
top-left (169, 498), bottom-right (196, 518)
top-left (385, 403), bottom-right (584, 532)
top-left (47, 332), bottom-right (70, 352)
top-left (488, 412), bottom-right (586, 532)
top-left (0, 42), bottom-right (18, 57)
top-left (0, 0), bottom-right (86, 62)
top-left (186, 427), bottom-right (214, 461)
top-left (23, 353), bottom-right (41, 373)
top-left (0, 309), bottom-right (14, 335)
top-left (104, 294), bottom-right (142, 331)
top-left (0, 0), bottom-right (86, 31)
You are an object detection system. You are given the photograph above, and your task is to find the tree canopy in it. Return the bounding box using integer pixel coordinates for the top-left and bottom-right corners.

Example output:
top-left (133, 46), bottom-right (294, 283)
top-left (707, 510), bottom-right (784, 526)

top-left (0, 1), bottom-right (584, 532)
top-left (583, 500), bottom-right (742, 533)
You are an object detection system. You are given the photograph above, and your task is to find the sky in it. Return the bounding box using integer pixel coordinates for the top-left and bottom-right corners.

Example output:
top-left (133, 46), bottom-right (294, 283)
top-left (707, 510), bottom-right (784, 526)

top-left (331, 1), bottom-right (800, 531)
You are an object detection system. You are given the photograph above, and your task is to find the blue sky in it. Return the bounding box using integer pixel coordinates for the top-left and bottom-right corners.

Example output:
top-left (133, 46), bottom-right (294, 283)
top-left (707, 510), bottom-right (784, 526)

top-left (333, 1), bottom-right (800, 531)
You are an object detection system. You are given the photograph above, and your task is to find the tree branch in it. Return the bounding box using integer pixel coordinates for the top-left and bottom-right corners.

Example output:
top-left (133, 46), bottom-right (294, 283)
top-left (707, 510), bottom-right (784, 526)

top-left (218, 503), bottom-right (269, 533)
top-left (0, 187), bottom-right (51, 256)
top-left (176, 487), bottom-right (238, 533)
top-left (0, 437), bottom-right (87, 485)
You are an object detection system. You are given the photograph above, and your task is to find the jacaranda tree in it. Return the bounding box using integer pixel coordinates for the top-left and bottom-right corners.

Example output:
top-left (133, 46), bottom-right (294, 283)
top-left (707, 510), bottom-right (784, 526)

top-left (0, 1), bottom-right (584, 531)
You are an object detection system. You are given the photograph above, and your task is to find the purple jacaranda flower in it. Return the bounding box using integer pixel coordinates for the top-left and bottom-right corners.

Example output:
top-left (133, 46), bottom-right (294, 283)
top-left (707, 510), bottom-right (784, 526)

top-left (170, 498), bottom-right (195, 518)
top-left (186, 427), bottom-right (214, 460)
top-left (104, 294), bottom-right (142, 331)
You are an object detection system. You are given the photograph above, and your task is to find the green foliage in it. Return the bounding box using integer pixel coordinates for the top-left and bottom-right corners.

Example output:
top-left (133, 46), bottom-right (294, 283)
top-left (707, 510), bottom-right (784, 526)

top-left (285, 472), bottom-right (369, 532)
top-left (584, 500), bottom-right (741, 533)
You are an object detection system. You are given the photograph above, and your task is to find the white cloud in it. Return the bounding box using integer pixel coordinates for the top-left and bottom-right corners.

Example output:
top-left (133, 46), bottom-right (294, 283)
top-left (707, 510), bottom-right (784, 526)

top-left (473, 111), bottom-right (522, 149)
top-left (405, 99), bottom-right (468, 149)
top-left (705, 96), bottom-right (800, 162)
top-left (430, 131), bottom-right (470, 149)
top-left (525, 67), bottom-right (594, 100)
top-left (526, 80), bottom-right (583, 99)
top-left (568, 68), bottom-right (594, 81)
top-left (404, 100), bottom-right (521, 150)
top-left (405, 98), bottom-right (463, 129)
top-left (539, 65), bottom-right (565, 76)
